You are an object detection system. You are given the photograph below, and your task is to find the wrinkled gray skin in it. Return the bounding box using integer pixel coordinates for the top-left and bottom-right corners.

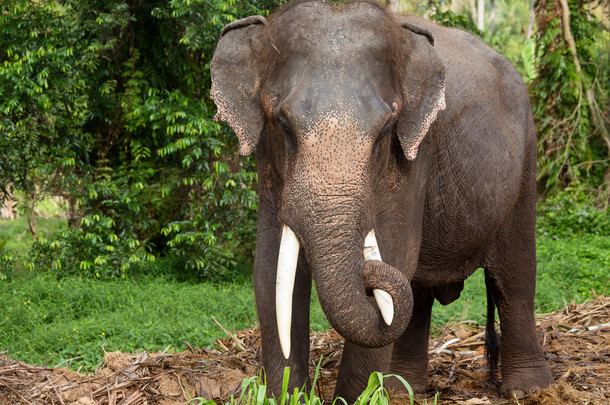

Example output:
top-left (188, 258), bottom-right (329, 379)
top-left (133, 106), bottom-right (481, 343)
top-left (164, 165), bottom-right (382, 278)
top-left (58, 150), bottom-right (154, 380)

top-left (211, 1), bottom-right (552, 402)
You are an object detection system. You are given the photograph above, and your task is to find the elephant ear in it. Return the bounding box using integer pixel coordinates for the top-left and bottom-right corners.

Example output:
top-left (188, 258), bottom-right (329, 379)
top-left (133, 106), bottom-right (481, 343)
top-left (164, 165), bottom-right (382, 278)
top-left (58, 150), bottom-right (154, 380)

top-left (210, 16), bottom-right (267, 156)
top-left (397, 22), bottom-right (446, 161)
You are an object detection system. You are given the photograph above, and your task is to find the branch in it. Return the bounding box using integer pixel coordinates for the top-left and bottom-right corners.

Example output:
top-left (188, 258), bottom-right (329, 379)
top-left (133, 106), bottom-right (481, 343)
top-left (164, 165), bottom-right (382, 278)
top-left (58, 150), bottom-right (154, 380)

top-left (558, 0), bottom-right (581, 73)
top-left (559, 0), bottom-right (610, 152)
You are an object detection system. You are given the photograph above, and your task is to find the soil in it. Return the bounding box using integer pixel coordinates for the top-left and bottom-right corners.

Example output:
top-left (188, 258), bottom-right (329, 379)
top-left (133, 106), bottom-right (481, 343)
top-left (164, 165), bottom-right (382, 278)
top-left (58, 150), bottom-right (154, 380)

top-left (1, 295), bottom-right (608, 405)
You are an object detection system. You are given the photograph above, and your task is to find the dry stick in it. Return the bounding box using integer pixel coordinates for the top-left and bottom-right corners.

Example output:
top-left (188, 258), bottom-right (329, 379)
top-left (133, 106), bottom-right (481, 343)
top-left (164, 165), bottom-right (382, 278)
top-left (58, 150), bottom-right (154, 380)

top-left (54, 356), bottom-right (83, 369)
top-left (184, 341), bottom-right (197, 354)
top-left (122, 390), bottom-right (144, 405)
top-left (432, 329), bottom-right (448, 351)
top-left (93, 377), bottom-right (154, 396)
top-left (88, 378), bottom-right (94, 404)
top-left (105, 376), bottom-right (113, 405)
top-left (212, 316), bottom-right (246, 351)
top-left (448, 362), bottom-right (457, 380)
top-left (171, 370), bottom-right (189, 401)
top-left (0, 378), bottom-right (35, 405)
top-left (33, 374), bottom-right (60, 397)
top-left (52, 385), bottom-right (66, 405)
top-left (138, 374), bottom-right (159, 399)
top-left (315, 365), bottom-right (327, 403)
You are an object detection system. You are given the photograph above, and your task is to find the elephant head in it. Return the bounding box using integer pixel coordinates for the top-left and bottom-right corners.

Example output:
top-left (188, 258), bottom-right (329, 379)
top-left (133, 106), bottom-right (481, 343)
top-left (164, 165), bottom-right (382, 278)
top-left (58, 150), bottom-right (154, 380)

top-left (211, 1), bottom-right (445, 356)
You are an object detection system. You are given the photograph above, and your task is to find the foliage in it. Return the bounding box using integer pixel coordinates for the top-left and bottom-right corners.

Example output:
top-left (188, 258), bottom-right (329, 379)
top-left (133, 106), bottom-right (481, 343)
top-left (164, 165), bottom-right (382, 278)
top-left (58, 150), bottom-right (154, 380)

top-left (533, 0), bottom-right (610, 194)
top-left (484, 0), bottom-right (539, 84)
top-left (536, 234), bottom-right (610, 307)
top-left (0, 0), bottom-right (284, 280)
top-left (537, 188), bottom-right (610, 238)
top-left (1, 0), bottom-right (608, 281)
top-left (426, 0), bottom-right (485, 36)
top-left (28, 222), bottom-right (156, 280)
top-left (0, 216), bottom-right (60, 252)
top-left (232, 365), bottom-right (414, 405)
top-left (0, 0), bottom-right (97, 236)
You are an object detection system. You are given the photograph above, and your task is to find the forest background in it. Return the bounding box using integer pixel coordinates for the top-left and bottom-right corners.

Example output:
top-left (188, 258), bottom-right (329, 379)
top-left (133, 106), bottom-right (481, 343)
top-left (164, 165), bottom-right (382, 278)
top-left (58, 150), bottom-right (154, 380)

top-left (0, 0), bottom-right (609, 371)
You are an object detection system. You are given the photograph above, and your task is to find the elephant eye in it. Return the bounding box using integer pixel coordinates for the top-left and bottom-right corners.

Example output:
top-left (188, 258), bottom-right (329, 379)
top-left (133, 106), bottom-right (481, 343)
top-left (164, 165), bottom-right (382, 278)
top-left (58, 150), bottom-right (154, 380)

top-left (279, 118), bottom-right (297, 151)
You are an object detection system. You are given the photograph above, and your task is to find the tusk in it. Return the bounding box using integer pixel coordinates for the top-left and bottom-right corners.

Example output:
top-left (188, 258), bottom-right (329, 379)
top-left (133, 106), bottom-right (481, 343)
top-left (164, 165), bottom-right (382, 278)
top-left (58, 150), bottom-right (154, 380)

top-left (276, 224), bottom-right (300, 359)
top-left (373, 289), bottom-right (394, 326)
top-left (363, 229), bottom-right (394, 326)
top-left (363, 229), bottom-right (382, 261)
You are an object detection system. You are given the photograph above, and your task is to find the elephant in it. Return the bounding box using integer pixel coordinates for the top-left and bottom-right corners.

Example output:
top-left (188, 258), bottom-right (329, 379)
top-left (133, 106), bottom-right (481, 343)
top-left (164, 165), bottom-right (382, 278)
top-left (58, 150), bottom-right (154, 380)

top-left (210, 0), bottom-right (553, 402)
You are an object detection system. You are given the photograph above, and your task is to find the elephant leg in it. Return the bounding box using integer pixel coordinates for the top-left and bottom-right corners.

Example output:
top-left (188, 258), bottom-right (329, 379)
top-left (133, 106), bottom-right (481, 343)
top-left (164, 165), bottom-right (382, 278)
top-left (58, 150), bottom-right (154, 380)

top-left (484, 194), bottom-right (553, 397)
top-left (388, 287), bottom-right (434, 393)
top-left (334, 340), bottom-right (393, 403)
top-left (254, 208), bottom-right (312, 396)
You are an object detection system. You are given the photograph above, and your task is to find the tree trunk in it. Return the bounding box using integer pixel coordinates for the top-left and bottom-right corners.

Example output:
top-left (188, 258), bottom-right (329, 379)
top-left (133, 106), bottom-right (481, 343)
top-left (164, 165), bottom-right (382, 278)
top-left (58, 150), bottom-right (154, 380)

top-left (67, 196), bottom-right (79, 228)
top-left (490, 0), bottom-right (496, 34)
top-left (477, 0), bottom-right (485, 31)
top-left (25, 190), bottom-right (37, 239)
top-left (527, 0), bottom-right (535, 39)
top-left (470, 0), bottom-right (477, 23)
top-left (385, 0), bottom-right (399, 13)
top-left (0, 185), bottom-right (17, 220)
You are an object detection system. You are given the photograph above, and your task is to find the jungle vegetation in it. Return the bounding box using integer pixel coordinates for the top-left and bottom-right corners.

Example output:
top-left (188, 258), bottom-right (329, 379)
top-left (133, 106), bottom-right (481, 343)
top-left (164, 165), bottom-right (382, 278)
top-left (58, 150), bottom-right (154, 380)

top-left (0, 0), bottom-right (608, 370)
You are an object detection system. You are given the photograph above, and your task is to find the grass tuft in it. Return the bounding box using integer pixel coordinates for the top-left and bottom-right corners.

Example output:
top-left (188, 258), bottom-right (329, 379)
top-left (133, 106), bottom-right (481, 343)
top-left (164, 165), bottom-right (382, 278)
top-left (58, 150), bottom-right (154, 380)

top-left (219, 361), bottom-right (416, 405)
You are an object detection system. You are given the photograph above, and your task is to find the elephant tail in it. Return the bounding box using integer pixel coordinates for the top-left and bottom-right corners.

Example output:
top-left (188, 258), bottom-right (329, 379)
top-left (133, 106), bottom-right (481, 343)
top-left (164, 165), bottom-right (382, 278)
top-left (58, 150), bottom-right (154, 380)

top-left (484, 269), bottom-right (500, 382)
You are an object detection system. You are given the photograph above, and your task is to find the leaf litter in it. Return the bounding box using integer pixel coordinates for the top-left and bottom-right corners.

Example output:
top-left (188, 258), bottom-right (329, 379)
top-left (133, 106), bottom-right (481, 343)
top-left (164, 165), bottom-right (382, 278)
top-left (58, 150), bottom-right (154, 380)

top-left (0, 294), bottom-right (607, 405)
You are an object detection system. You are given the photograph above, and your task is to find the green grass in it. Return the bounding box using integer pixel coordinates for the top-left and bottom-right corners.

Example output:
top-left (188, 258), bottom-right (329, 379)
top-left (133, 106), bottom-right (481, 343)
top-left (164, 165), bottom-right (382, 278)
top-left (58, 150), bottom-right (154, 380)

top-left (1, 214), bottom-right (608, 372)
top-left (0, 271), bottom-right (334, 370)
top-left (0, 274), bottom-right (259, 369)
top-left (0, 216), bottom-right (64, 255)
top-left (536, 234), bottom-right (610, 309)
top-left (211, 364), bottom-right (417, 405)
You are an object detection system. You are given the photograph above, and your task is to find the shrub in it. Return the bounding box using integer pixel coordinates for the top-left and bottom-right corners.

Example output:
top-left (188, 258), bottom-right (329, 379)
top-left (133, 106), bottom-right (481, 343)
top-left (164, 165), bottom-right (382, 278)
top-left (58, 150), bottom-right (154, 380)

top-left (537, 188), bottom-right (610, 238)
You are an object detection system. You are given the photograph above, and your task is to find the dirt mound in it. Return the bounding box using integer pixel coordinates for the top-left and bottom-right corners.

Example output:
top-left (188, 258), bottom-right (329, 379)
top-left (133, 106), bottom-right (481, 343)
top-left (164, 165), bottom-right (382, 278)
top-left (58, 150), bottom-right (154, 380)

top-left (1, 295), bottom-right (608, 404)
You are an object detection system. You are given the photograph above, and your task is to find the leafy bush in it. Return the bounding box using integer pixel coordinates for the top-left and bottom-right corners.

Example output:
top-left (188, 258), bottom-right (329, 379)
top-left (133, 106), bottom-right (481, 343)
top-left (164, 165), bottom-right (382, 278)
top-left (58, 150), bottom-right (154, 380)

top-left (1, 0), bottom-right (279, 281)
top-left (427, 0), bottom-right (484, 36)
top-left (537, 188), bottom-right (610, 238)
top-left (28, 224), bottom-right (155, 280)
top-left (3, 0), bottom-right (607, 283)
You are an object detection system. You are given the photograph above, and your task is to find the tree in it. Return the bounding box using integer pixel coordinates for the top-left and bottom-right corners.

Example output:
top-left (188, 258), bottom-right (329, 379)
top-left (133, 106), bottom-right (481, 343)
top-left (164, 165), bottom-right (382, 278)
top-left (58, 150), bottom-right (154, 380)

top-left (0, 0), bottom-right (98, 237)
top-left (2, 0), bottom-right (284, 279)
top-left (533, 0), bottom-right (609, 197)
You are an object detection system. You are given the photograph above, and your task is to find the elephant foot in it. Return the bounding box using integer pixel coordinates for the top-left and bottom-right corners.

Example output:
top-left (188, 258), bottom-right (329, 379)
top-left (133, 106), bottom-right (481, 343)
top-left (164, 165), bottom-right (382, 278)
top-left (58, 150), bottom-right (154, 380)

top-left (499, 364), bottom-right (553, 398)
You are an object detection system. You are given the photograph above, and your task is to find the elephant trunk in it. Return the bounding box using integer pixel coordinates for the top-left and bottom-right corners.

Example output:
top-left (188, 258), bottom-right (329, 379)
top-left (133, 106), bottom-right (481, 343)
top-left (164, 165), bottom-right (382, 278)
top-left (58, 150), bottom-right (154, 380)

top-left (276, 200), bottom-right (413, 358)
